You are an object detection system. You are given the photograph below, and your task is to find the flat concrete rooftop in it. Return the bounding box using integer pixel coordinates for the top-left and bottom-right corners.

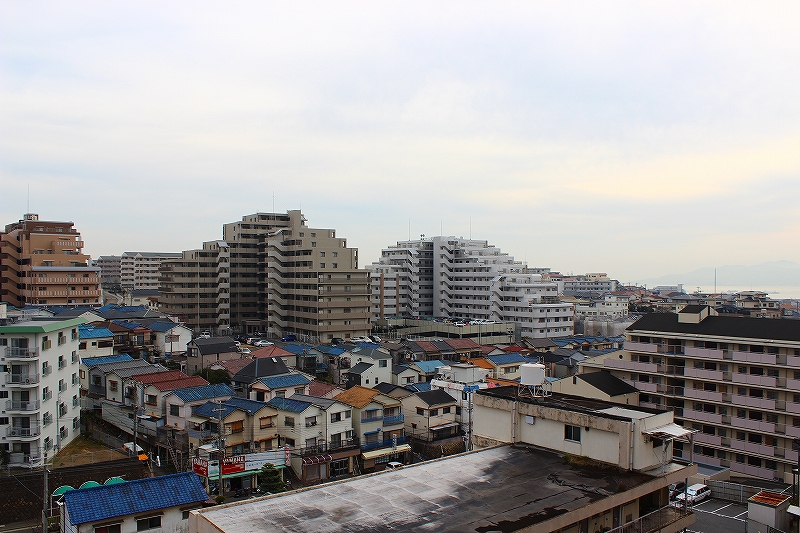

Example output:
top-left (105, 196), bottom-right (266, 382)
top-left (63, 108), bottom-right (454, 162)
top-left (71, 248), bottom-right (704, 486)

top-left (194, 445), bottom-right (655, 533)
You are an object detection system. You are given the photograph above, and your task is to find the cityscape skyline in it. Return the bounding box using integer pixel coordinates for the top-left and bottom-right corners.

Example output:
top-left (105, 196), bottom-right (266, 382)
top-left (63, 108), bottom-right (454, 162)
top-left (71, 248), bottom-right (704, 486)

top-left (2, 3), bottom-right (798, 289)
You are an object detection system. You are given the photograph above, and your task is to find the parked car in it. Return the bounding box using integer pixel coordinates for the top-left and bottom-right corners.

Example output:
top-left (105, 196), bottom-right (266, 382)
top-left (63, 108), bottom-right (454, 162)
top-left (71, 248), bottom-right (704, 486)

top-left (350, 336), bottom-right (371, 343)
top-left (254, 340), bottom-right (274, 347)
top-left (386, 462), bottom-right (404, 470)
top-left (369, 335), bottom-right (382, 343)
top-left (673, 484), bottom-right (710, 505)
top-left (668, 482), bottom-right (686, 500)
top-left (281, 334), bottom-right (297, 342)
top-left (239, 347), bottom-right (252, 355)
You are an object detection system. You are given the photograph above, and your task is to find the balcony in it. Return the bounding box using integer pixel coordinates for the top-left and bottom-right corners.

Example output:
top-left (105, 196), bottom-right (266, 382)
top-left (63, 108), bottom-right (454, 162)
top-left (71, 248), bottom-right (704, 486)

top-left (623, 341), bottom-right (658, 353)
top-left (383, 414), bottom-right (405, 425)
top-left (684, 388), bottom-right (723, 402)
top-left (626, 380), bottom-right (657, 393)
top-left (5, 400), bottom-right (40, 412)
top-left (693, 432), bottom-right (722, 446)
top-left (296, 438), bottom-right (360, 456)
top-left (730, 439), bottom-right (774, 457)
top-left (6, 425), bottom-right (41, 439)
top-left (604, 358), bottom-right (658, 373)
top-left (787, 356), bottom-right (800, 368)
top-left (682, 408), bottom-right (722, 424)
top-left (729, 461), bottom-right (775, 480)
top-left (731, 373), bottom-right (777, 388)
top-left (684, 346), bottom-right (723, 360)
top-left (684, 367), bottom-right (723, 381)
top-left (731, 395), bottom-right (776, 411)
top-left (3, 346), bottom-right (38, 360)
top-left (731, 351), bottom-right (777, 365)
top-left (731, 416), bottom-right (775, 433)
top-left (5, 373), bottom-right (40, 385)
top-left (360, 435), bottom-right (407, 451)
top-left (361, 415), bottom-right (384, 423)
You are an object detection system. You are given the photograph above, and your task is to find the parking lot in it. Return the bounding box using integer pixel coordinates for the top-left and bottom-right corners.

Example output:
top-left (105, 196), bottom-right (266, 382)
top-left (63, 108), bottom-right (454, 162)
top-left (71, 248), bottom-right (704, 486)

top-left (687, 498), bottom-right (748, 533)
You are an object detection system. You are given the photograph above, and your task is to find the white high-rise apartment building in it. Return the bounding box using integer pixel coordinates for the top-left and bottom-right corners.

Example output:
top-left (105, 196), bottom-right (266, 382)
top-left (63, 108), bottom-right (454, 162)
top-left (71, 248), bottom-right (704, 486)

top-left (120, 252), bottom-right (182, 290)
top-left (368, 236), bottom-right (574, 338)
top-left (0, 316), bottom-right (85, 466)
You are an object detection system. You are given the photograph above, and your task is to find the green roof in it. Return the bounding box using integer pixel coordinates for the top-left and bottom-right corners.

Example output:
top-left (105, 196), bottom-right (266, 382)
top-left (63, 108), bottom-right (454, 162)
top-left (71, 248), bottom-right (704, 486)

top-left (0, 317), bottom-right (87, 334)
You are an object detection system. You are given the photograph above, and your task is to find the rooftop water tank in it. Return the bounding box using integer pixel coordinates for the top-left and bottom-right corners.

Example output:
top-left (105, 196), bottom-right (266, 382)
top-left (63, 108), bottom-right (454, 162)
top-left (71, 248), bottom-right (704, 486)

top-left (519, 363), bottom-right (546, 387)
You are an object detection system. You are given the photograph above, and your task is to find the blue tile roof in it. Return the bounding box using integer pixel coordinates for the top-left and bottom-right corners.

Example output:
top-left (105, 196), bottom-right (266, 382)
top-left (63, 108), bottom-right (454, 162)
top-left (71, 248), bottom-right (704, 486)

top-left (78, 326), bottom-right (114, 340)
top-left (282, 343), bottom-right (315, 355)
top-left (224, 396), bottom-right (269, 415)
top-left (170, 383), bottom-right (235, 403)
top-left (193, 401), bottom-right (237, 419)
top-left (266, 397), bottom-right (311, 413)
top-left (314, 345), bottom-right (346, 355)
top-left (63, 472), bottom-right (208, 525)
top-left (81, 354), bottom-right (134, 368)
top-left (406, 382), bottom-right (432, 392)
top-left (487, 353), bottom-right (533, 365)
top-left (411, 360), bottom-right (447, 373)
top-left (147, 321), bottom-right (180, 333)
top-left (111, 320), bottom-right (142, 330)
top-left (258, 373), bottom-right (312, 390)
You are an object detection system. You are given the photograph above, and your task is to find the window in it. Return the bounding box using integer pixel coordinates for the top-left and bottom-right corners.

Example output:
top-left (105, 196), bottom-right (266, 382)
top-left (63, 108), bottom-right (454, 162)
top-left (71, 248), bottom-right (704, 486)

top-left (136, 516), bottom-right (161, 531)
top-left (228, 420), bottom-right (244, 433)
top-left (109, 380), bottom-right (118, 392)
top-left (443, 406), bottom-right (451, 414)
top-left (169, 405), bottom-right (180, 416)
top-left (0, 417), bottom-right (8, 425)
top-left (260, 416), bottom-right (275, 429)
top-left (147, 395), bottom-right (158, 406)
top-left (295, 387), bottom-right (305, 395)
top-left (94, 524), bottom-right (121, 533)
top-left (285, 416), bottom-right (295, 428)
top-left (565, 425), bottom-right (581, 442)
top-left (379, 360), bottom-right (387, 368)
top-left (416, 407), bottom-right (425, 416)
top-left (429, 409), bottom-right (439, 416)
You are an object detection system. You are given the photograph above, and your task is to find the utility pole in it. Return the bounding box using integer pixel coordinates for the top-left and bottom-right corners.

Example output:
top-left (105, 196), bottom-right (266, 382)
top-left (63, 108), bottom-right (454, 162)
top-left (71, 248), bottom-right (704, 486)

top-left (42, 451), bottom-right (48, 533)
top-left (217, 400), bottom-right (224, 497)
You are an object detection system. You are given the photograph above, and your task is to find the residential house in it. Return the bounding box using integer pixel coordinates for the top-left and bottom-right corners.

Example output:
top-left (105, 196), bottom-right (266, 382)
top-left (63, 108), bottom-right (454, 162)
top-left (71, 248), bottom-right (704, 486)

top-left (342, 345), bottom-right (392, 389)
top-left (430, 362), bottom-right (492, 447)
top-left (163, 383), bottom-right (236, 430)
top-left (79, 354), bottom-right (133, 394)
top-left (308, 380), bottom-right (345, 399)
top-left (266, 394), bottom-right (359, 484)
top-left (550, 370), bottom-right (638, 405)
top-left (185, 337), bottom-right (240, 375)
top-left (194, 397), bottom-right (277, 455)
top-left (392, 365), bottom-right (418, 386)
top-left (251, 345), bottom-right (297, 368)
top-left (129, 370), bottom-right (209, 417)
top-left (249, 372), bottom-right (312, 402)
top-left (334, 386), bottom-right (409, 471)
top-left (61, 472), bottom-right (208, 533)
top-left (230, 357), bottom-right (290, 398)
top-left (147, 320), bottom-right (192, 357)
top-left (406, 359), bottom-right (447, 383)
top-left (86, 358), bottom-right (161, 407)
top-left (402, 389), bottom-right (460, 445)
top-left (77, 324), bottom-right (114, 358)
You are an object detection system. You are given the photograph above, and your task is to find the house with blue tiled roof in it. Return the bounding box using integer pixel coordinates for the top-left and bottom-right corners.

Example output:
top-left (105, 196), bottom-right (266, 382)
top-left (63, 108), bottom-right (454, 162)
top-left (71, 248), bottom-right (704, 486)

top-left (485, 352), bottom-right (538, 380)
top-left (163, 383), bottom-right (235, 430)
top-left (77, 324), bottom-right (115, 358)
top-left (250, 372), bottom-right (312, 402)
top-left (61, 472), bottom-right (208, 533)
top-left (146, 320), bottom-right (192, 357)
top-left (406, 359), bottom-right (447, 383)
top-left (192, 397), bottom-right (277, 455)
top-left (266, 394), bottom-right (360, 484)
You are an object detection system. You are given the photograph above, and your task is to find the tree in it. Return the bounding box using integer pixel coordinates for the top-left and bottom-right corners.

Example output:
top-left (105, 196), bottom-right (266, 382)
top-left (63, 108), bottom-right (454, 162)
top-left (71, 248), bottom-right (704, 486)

top-left (194, 368), bottom-right (231, 384)
top-left (258, 462), bottom-right (287, 494)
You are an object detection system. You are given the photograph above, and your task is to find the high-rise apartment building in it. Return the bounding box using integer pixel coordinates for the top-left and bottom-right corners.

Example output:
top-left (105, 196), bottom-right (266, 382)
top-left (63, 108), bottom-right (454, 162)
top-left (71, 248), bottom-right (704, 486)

top-left (0, 316), bottom-right (85, 466)
top-left (582, 305), bottom-right (800, 483)
top-left (120, 252), bottom-right (182, 290)
top-left (159, 211), bottom-right (370, 341)
top-left (95, 255), bottom-right (121, 286)
top-left (368, 236), bottom-right (574, 338)
top-left (0, 214), bottom-right (101, 307)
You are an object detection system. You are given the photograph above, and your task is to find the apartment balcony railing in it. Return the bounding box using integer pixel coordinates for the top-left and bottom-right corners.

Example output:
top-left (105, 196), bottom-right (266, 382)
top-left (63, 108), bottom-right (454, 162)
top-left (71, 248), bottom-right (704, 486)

top-left (296, 438), bottom-right (360, 457)
top-left (684, 346), bottom-right (724, 360)
top-left (360, 435), bottom-right (407, 451)
top-left (604, 358), bottom-right (658, 373)
top-left (623, 341), bottom-right (658, 353)
top-left (787, 356), bottom-right (800, 368)
top-left (693, 432), bottom-right (722, 446)
top-left (731, 416), bottom-right (775, 433)
top-left (730, 439), bottom-right (774, 457)
top-left (6, 373), bottom-right (40, 385)
top-left (625, 380), bottom-right (657, 393)
top-left (6, 400), bottom-right (40, 412)
top-left (684, 367), bottom-right (724, 381)
top-left (6, 425), bottom-right (41, 438)
top-left (681, 409), bottom-right (722, 425)
top-left (3, 347), bottom-right (38, 360)
top-left (383, 414), bottom-right (405, 425)
top-left (729, 461), bottom-right (776, 480)
top-left (731, 395), bottom-right (776, 411)
top-left (786, 402), bottom-right (800, 415)
top-left (732, 373), bottom-right (777, 388)
top-left (684, 388), bottom-right (723, 402)
top-left (786, 425), bottom-right (800, 438)
top-left (361, 415), bottom-right (384, 423)
top-left (786, 378), bottom-right (800, 391)
top-left (731, 351), bottom-right (777, 365)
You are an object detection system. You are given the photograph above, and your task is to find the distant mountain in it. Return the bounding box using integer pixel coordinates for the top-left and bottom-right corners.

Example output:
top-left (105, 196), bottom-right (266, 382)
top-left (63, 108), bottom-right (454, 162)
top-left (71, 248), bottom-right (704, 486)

top-left (640, 260), bottom-right (800, 288)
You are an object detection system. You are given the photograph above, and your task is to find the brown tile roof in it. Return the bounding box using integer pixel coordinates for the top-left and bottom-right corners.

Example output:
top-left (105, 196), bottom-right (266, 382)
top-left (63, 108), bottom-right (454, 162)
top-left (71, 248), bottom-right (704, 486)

top-left (150, 376), bottom-right (209, 391)
top-left (415, 341), bottom-right (440, 353)
top-left (467, 357), bottom-right (494, 369)
top-left (478, 345), bottom-right (495, 355)
top-left (309, 380), bottom-right (341, 397)
top-left (334, 386), bottom-right (380, 408)
top-left (445, 338), bottom-right (481, 350)
top-left (216, 358), bottom-right (253, 375)
top-left (130, 370), bottom-right (190, 384)
top-left (253, 345), bottom-right (295, 358)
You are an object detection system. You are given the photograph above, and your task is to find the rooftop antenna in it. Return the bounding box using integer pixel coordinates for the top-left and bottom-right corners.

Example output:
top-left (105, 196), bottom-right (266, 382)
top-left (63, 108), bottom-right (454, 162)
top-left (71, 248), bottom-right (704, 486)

top-left (272, 190), bottom-right (275, 213)
top-left (469, 217), bottom-right (472, 240)
top-left (408, 218), bottom-right (411, 241)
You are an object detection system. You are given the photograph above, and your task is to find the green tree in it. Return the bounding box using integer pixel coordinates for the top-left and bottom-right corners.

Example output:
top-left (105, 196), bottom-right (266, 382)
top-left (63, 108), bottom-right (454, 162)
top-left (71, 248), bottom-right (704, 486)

top-left (258, 462), bottom-right (287, 494)
top-left (194, 368), bottom-right (231, 384)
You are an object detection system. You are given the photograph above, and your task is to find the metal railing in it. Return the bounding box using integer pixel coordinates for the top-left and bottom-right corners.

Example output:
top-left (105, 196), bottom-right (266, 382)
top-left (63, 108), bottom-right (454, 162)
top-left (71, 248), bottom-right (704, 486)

top-left (605, 505), bottom-right (691, 533)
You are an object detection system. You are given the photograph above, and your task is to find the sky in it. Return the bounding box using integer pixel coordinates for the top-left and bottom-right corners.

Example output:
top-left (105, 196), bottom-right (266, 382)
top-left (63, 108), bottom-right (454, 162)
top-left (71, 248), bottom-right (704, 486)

top-left (2, 2), bottom-right (799, 289)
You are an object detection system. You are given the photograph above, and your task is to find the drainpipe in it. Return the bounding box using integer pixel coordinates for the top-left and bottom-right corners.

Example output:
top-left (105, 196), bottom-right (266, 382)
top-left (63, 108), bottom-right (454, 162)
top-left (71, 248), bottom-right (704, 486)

top-left (628, 422), bottom-right (634, 470)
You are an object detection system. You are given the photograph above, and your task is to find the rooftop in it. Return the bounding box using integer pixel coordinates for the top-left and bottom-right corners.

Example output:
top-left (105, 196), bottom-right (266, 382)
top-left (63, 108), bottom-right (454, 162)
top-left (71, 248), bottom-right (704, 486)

top-left (193, 445), bottom-right (655, 533)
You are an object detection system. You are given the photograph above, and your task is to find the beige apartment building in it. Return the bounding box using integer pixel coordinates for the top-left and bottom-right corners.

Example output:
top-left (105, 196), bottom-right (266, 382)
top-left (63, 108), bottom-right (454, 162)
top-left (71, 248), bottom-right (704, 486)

top-left (0, 214), bottom-right (101, 307)
top-left (159, 211), bottom-right (370, 341)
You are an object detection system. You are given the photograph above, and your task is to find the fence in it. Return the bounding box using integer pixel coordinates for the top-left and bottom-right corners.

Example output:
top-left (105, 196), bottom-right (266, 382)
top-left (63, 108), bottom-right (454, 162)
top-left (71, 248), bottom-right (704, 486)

top-left (706, 479), bottom-right (768, 503)
top-left (606, 506), bottom-right (691, 533)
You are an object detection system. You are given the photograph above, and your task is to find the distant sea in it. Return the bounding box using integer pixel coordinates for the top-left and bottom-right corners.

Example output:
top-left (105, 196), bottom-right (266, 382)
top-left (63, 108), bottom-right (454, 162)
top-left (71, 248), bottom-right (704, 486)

top-left (688, 285), bottom-right (800, 300)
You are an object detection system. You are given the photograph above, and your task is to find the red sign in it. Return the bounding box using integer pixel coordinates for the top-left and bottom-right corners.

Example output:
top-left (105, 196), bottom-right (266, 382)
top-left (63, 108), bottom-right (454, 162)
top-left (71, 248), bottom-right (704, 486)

top-left (285, 446), bottom-right (291, 466)
top-left (192, 457), bottom-right (208, 477)
top-left (221, 455), bottom-right (246, 475)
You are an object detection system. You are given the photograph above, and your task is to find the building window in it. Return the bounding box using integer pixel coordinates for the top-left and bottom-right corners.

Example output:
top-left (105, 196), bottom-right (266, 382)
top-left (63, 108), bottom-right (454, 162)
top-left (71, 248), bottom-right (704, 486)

top-left (169, 405), bottom-right (180, 416)
top-left (379, 360), bottom-right (387, 368)
top-left (136, 516), bottom-right (161, 531)
top-left (109, 380), bottom-right (118, 392)
top-left (285, 416), bottom-right (295, 428)
top-left (147, 395), bottom-right (158, 406)
top-left (564, 425), bottom-right (581, 442)
top-left (443, 406), bottom-right (451, 414)
top-left (416, 407), bottom-right (425, 416)
top-left (94, 524), bottom-right (121, 533)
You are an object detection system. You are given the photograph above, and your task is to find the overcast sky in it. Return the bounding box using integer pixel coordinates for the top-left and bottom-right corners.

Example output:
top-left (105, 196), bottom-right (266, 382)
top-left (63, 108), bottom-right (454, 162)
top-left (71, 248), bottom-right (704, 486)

top-left (2, 2), bottom-right (798, 288)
